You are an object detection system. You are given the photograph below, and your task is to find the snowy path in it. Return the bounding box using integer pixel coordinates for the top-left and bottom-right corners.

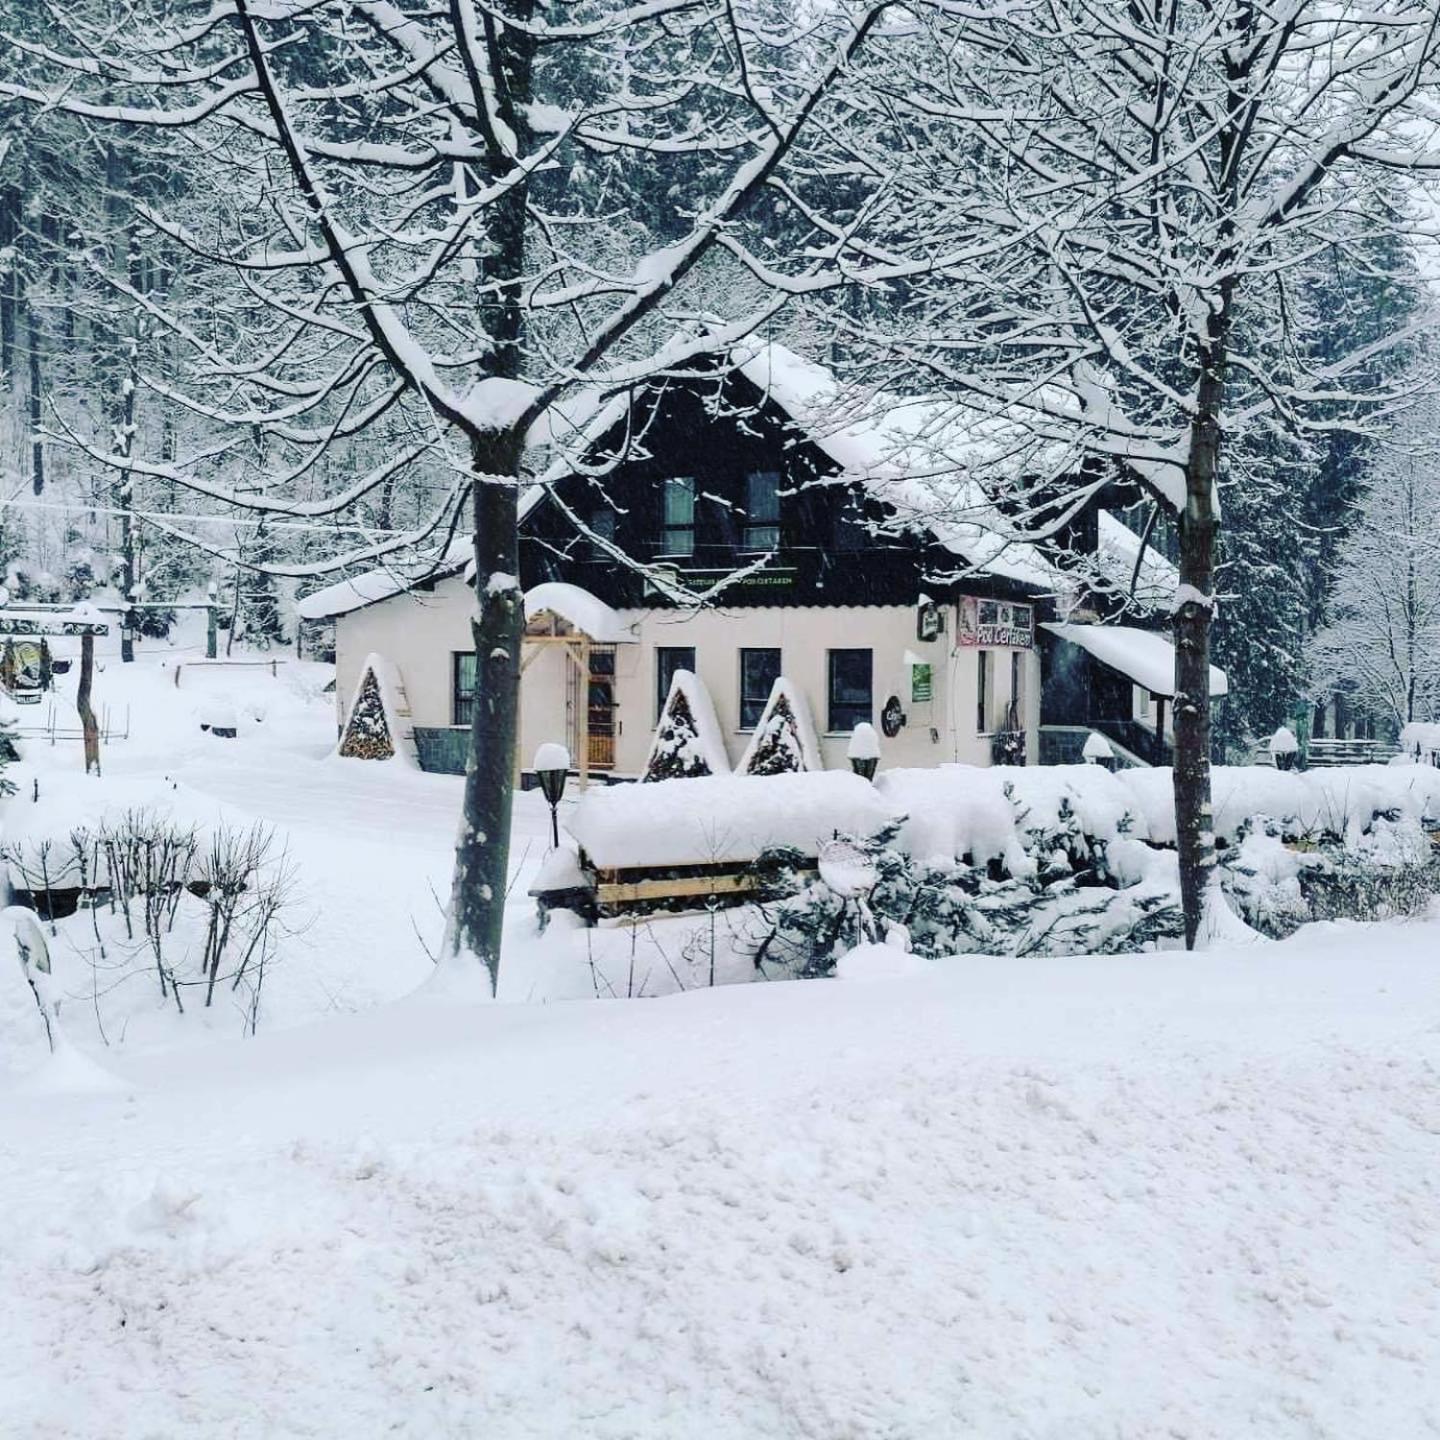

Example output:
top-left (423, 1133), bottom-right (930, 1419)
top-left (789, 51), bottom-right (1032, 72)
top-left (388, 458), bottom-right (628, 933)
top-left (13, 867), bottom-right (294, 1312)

top-left (5, 921), bottom-right (1440, 1438)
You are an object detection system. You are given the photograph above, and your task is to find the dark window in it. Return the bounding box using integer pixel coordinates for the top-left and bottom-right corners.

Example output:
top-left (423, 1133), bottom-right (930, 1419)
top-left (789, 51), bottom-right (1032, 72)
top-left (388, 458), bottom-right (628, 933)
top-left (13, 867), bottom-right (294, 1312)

top-left (1009, 650), bottom-right (1023, 730)
top-left (976, 650), bottom-right (991, 734)
top-left (827, 649), bottom-right (872, 733)
top-left (832, 498), bottom-right (869, 551)
top-left (453, 652), bottom-right (477, 727)
top-left (661, 476), bottom-right (695, 557)
top-left (655, 646), bottom-right (696, 720)
top-left (739, 648), bottom-right (782, 729)
top-left (743, 470), bottom-right (781, 551)
top-left (587, 508), bottom-right (615, 559)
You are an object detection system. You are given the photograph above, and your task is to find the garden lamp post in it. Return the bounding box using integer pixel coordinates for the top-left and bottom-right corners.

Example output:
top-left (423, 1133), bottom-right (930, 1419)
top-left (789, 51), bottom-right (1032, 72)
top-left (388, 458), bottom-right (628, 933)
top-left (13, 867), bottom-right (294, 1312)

top-left (847, 722), bottom-right (880, 781)
top-left (534, 742), bottom-right (571, 849)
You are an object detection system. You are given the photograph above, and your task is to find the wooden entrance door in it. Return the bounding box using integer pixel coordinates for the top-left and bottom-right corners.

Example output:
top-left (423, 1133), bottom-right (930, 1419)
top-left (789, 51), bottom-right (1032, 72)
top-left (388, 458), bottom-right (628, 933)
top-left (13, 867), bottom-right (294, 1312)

top-left (586, 647), bottom-right (616, 769)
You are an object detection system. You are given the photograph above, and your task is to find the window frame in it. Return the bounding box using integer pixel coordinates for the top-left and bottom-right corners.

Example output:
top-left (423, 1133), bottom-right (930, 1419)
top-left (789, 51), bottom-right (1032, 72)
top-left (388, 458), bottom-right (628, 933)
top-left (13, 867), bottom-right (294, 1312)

top-left (660, 476), bottom-right (696, 558)
top-left (827, 648), bottom-right (873, 734)
top-left (742, 469), bottom-right (782, 552)
top-left (738, 647), bottom-right (782, 730)
top-left (452, 651), bottom-right (477, 728)
top-left (655, 645), bottom-right (696, 721)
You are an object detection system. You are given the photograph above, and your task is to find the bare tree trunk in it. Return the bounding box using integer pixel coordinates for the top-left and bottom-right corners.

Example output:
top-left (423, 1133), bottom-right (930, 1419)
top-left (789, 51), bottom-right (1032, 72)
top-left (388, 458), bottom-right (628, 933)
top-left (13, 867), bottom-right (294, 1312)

top-left (0, 189), bottom-right (14, 381)
top-left (26, 282), bottom-right (44, 497)
top-left (443, 430), bottom-right (524, 990)
top-left (1173, 364), bottom-right (1223, 948)
top-left (76, 632), bottom-right (101, 775)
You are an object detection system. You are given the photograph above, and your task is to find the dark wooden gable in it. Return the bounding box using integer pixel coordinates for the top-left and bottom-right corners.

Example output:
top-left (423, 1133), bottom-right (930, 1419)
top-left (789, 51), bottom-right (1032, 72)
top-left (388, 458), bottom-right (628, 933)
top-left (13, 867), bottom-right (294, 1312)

top-left (518, 367), bottom-right (1046, 610)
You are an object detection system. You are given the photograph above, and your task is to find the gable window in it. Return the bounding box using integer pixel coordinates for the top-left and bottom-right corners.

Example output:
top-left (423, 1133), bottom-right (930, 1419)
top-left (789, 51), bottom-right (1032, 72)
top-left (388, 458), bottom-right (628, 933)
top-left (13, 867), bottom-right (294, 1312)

top-left (453, 652), bottom-right (477, 727)
top-left (661, 476), bottom-right (695, 557)
top-left (743, 470), bottom-right (781, 551)
top-left (976, 650), bottom-right (991, 734)
top-left (739, 648), bottom-right (782, 729)
top-left (655, 645), bottom-right (696, 721)
top-left (827, 648), bottom-right (872, 733)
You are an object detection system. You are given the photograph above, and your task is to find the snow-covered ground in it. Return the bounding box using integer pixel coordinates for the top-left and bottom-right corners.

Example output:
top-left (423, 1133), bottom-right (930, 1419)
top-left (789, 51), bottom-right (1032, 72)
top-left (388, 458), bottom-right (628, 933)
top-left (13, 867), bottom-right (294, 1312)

top-left (5, 919), bottom-right (1440, 1437)
top-left (4, 634), bottom-right (1440, 1436)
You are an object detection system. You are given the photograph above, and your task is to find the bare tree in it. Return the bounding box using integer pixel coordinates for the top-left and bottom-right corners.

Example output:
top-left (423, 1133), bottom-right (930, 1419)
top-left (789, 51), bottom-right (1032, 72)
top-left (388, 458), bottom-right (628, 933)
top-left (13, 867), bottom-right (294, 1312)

top-left (1308, 394), bottom-right (1440, 732)
top-left (2, 0), bottom-right (894, 989)
top-left (795, 0), bottom-right (1440, 943)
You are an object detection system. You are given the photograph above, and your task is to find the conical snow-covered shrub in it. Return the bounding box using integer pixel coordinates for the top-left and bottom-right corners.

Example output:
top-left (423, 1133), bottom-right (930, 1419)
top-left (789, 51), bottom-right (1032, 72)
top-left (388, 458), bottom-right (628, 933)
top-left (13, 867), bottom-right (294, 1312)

top-left (642, 670), bottom-right (729, 781)
top-left (737, 679), bottom-right (823, 775)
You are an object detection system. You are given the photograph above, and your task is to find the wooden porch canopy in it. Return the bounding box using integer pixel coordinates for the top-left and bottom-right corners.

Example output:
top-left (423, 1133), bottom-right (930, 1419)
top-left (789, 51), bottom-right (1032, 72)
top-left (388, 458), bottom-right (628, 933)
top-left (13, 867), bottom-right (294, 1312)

top-left (520, 583), bottom-right (636, 789)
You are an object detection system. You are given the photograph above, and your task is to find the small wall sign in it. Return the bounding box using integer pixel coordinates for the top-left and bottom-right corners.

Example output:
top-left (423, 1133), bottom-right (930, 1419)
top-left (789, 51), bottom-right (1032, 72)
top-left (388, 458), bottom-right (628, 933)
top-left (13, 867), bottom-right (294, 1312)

top-left (881, 696), bottom-right (906, 738)
top-left (916, 599), bottom-right (944, 642)
top-left (910, 663), bottom-right (933, 703)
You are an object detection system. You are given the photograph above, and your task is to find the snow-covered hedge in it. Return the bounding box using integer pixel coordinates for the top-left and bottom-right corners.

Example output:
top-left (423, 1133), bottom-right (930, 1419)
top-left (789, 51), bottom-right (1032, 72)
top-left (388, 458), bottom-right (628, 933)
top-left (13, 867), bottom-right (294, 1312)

top-left (565, 760), bottom-right (1440, 884)
top-left (1116, 763), bottom-right (1440, 846)
top-left (568, 771), bottom-right (895, 869)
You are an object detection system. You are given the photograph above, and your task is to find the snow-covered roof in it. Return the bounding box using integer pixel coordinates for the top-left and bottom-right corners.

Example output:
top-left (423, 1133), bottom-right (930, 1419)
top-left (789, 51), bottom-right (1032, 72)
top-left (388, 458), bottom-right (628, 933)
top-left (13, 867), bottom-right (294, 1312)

top-left (1094, 511), bottom-right (1176, 610)
top-left (304, 341), bottom-right (1079, 626)
top-left (524, 583), bottom-right (635, 643)
top-left (1042, 622), bottom-right (1228, 698)
top-left (296, 538), bottom-right (472, 621)
top-left (732, 342), bottom-right (1066, 589)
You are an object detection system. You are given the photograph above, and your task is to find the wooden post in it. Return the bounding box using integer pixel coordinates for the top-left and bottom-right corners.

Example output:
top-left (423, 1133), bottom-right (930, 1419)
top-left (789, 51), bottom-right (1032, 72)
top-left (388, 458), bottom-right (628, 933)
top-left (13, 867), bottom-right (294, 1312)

top-left (76, 631), bottom-right (100, 775)
top-left (206, 588), bottom-right (218, 660)
top-left (578, 636), bottom-right (591, 791)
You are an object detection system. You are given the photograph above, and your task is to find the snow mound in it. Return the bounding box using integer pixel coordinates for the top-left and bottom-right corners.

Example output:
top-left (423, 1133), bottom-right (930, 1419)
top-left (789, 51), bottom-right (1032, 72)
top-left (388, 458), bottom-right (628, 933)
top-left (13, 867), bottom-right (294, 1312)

top-left (12, 1039), bottom-right (127, 1096)
top-left (835, 942), bottom-right (933, 982)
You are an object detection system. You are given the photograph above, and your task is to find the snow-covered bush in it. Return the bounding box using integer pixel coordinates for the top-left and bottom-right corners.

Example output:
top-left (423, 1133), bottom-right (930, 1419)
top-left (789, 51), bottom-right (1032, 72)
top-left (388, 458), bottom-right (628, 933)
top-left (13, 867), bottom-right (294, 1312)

top-left (1219, 813), bottom-right (1440, 937)
top-left (1, 808), bottom-right (298, 1035)
top-left (643, 670), bottom-right (728, 782)
top-left (749, 819), bottom-right (1182, 976)
top-left (1270, 726), bottom-right (1299, 770)
top-left (737, 679), bottom-right (822, 776)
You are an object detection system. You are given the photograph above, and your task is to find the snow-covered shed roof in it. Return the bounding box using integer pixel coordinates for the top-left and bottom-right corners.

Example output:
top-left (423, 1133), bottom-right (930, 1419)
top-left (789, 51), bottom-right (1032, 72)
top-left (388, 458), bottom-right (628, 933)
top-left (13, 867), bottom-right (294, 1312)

top-left (524, 583), bottom-right (635, 643)
top-left (296, 538), bottom-right (473, 622)
top-left (1042, 622), bottom-right (1228, 698)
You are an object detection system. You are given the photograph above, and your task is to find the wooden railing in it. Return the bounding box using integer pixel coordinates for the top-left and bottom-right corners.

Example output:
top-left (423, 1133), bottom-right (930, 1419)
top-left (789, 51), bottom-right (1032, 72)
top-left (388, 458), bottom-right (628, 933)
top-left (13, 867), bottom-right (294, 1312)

top-left (1304, 738), bottom-right (1398, 768)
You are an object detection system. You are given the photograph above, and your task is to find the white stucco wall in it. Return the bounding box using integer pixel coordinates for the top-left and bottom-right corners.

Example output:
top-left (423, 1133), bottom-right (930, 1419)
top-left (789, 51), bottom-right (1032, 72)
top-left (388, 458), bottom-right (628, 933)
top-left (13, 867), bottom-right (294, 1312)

top-left (332, 574), bottom-right (475, 733)
top-left (332, 587), bottom-right (1041, 774)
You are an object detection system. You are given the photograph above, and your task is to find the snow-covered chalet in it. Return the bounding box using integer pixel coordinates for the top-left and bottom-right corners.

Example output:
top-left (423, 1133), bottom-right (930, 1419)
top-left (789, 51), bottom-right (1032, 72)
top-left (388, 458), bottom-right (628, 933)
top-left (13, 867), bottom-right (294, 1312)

top-left (299, 343), bottom-right (1226, 778)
